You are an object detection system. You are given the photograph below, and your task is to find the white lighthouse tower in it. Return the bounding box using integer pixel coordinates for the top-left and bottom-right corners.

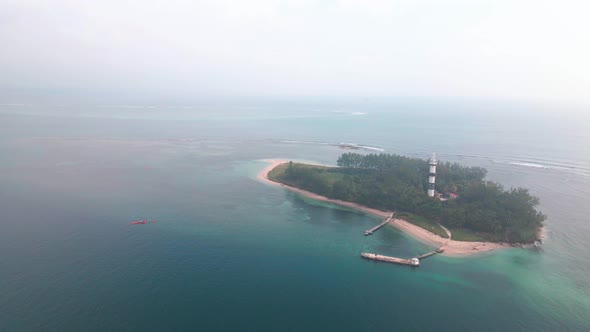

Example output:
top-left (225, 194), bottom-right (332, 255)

top-left (428, 153), bottom-right (437, 197)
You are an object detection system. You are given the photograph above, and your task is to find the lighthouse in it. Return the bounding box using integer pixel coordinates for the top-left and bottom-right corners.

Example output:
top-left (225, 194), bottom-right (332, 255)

top-left (428, 153), bottom-right (437, 197)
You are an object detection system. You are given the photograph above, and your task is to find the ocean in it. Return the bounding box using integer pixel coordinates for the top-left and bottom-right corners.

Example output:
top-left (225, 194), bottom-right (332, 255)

top-left (0, 99), bottom-right (589, 331)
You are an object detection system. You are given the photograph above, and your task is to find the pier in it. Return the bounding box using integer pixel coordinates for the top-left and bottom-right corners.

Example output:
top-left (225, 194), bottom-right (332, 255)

top-left (360, 212), bottom-right (447, 266)
top-left (416, 248), bottom-right (444, 260)
top-left (364, 212), bottom-right (395, 235)
top-left (361, 248), bottom-right (443, 267)
top-left (361, 253), bottom-right (420, 266)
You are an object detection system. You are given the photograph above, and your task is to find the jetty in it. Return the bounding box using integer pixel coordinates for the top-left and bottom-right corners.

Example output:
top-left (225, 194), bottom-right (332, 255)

top-left (416, 248), bottom-right (445, 260)
top-left (361, 253), bottom-right (420, 266)
top-left (364, 212), bottom-right (395, 235)
top-left (361, 248), bottom-right (444, 267)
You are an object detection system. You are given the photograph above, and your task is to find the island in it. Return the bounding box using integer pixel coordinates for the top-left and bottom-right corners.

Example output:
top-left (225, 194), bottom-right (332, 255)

top-left (258, 153), bottom-right (545, 256)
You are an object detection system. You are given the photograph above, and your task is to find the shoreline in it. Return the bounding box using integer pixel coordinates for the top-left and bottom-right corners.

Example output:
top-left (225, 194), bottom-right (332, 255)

top-left (257, 159), bottom-right (512, 257)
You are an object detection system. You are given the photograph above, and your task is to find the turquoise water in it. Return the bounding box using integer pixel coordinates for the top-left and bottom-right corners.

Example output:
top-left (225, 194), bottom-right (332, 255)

top-left (0, 101), bottom-right (589, 330)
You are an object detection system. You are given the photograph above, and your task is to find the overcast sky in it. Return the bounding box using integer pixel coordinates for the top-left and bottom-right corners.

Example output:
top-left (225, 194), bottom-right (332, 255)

top-left (1, 0), bottom-right (589, 103)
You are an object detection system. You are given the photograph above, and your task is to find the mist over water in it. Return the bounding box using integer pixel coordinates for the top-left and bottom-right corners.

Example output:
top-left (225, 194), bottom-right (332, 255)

top-left (0, 100), bottom-right (589, 331)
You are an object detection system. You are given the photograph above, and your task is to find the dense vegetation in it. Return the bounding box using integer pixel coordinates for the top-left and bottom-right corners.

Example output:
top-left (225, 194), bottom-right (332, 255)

top-left (269, 153), bottom-right (545, 243)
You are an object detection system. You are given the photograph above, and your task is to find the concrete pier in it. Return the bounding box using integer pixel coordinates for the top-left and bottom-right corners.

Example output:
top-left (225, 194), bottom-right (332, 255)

top-left (361, 253), bottom-right (420, 266)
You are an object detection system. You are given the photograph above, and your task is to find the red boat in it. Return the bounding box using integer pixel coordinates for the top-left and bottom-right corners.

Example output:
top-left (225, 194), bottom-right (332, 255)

top-left (130, 219), bottom-right (157, 225)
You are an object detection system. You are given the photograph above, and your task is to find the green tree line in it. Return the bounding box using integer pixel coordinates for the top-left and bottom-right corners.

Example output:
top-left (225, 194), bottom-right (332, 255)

top-left (272, 153), bottom-right (545, 243)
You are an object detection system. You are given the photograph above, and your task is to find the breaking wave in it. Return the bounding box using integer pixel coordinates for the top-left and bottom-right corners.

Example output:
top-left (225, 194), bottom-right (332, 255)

top-left (508, 162), bottom-right (549, 169)
top-left (97, 105), bottom-right (157, 109)
top-left (273, 139), bottom-right (384, 152)
top-left (330, 110), bottom-right (368, 115)
top-left (489, 158), bottom-right (590, 177)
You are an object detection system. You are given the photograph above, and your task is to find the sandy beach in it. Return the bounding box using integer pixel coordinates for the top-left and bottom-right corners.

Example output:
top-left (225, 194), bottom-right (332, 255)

top-left (258, 159), bottom-right (511, 257)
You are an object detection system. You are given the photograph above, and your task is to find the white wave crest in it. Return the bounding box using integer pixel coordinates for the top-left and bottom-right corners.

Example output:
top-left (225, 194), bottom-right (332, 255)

top-left (509, 162), bottom-right (549, 169)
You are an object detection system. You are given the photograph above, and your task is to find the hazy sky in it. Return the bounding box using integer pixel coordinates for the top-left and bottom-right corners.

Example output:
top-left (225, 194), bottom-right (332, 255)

top-left (1, 0), bottom-right (589, 103)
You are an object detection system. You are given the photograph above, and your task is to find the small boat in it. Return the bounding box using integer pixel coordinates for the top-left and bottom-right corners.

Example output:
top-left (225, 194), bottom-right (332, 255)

top-left (130, 219), bottom-right (158, 225)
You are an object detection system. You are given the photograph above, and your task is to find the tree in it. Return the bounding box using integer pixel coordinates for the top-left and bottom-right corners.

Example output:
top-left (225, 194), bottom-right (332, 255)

top-left (275, 153), bottom-right (545, 243)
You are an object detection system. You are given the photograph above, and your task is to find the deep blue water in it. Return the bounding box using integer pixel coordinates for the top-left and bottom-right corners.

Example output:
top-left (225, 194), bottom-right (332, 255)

top-left (0, 100), bottom-right (589, 331)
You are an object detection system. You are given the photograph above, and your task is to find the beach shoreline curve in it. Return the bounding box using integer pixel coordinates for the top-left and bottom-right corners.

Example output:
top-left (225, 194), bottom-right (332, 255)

top-left (257, 159), bottom-right (512, 257)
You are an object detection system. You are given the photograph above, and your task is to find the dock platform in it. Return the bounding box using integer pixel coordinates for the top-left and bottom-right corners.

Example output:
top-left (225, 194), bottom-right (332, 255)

top-left (364, 212), bottom-right (395, 235)
top-left (361, 253), bottom-right (420, 266)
